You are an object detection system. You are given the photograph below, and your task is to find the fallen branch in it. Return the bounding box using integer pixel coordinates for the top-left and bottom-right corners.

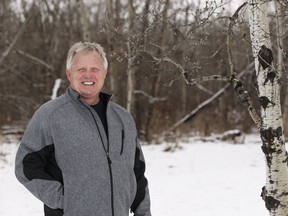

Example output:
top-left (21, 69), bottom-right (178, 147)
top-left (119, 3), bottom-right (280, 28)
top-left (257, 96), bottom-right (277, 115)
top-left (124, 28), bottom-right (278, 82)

top-left (167, 82), bottom-right (231, 132)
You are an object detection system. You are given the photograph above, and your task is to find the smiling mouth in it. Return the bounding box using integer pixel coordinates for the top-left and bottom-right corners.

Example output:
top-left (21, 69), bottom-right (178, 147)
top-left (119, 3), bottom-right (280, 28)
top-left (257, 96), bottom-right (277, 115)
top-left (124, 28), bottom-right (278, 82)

top-left (82, 82), bottom-right (95, 85)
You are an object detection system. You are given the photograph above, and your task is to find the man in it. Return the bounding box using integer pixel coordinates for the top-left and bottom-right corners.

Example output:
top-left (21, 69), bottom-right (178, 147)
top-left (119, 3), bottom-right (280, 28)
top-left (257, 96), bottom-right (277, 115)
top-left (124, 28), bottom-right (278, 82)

top-left (15, 42), bottom-right (152, 216)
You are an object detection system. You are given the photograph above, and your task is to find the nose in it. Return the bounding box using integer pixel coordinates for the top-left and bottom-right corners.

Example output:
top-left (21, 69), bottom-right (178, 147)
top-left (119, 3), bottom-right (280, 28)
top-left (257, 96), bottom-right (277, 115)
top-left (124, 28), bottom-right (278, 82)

top-left (83, 70), bottom-right (92, 78)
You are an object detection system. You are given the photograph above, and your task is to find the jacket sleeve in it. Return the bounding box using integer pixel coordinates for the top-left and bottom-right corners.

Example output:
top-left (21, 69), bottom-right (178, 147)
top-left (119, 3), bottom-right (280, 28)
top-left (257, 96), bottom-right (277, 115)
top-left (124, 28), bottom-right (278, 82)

top-left (14, 107), bottom-right (64, 210)
top-left (131, 138), bottom-right (152, 216)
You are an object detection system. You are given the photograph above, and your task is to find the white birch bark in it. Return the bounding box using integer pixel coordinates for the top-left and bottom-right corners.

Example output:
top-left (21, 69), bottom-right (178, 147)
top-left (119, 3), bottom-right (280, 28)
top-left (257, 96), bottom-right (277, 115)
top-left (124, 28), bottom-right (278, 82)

top-left (51, 78), bottom-right (62, 100)
top-left (126, 42), bottom-right (136, 114)
top-left (248, 1), bottom-right (288, 215)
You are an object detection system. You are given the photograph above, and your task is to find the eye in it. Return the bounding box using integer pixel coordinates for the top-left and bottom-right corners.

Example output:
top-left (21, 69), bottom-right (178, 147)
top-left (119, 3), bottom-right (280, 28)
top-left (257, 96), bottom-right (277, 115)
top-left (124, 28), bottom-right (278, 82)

top-left (90, 68), bottom-right (99, 73)
top-left (77, 68), bottom-right (86, 73)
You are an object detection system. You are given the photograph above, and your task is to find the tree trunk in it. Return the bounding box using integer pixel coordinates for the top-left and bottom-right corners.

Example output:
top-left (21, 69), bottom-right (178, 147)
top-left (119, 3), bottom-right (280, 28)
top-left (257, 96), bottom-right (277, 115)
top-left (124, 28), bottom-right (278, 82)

top-left (76, 0), bottom-right (91, 41)
top-left (275, 2), bottom-right (288, 138)
top-left (145, 0), bottom-right (169, 142)
top-left (248, 1), bottom-right (288, 215)
top-left (105, 0), bottom-right (119, 103)
top-left (134, 0), bottom-right (151, 135)
top-left (126, 0), bottom-right (136, 115)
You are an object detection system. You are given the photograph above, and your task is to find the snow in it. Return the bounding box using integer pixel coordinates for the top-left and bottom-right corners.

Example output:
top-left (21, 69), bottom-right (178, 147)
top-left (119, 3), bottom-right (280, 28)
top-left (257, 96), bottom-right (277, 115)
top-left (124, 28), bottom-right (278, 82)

top-left (0, 134), bottom-right (268, 216)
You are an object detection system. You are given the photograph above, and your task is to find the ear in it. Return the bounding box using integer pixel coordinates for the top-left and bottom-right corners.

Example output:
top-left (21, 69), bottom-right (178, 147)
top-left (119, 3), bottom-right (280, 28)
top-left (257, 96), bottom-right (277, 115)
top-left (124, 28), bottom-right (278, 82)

top-left (66, 69), bottom-right (71, 81)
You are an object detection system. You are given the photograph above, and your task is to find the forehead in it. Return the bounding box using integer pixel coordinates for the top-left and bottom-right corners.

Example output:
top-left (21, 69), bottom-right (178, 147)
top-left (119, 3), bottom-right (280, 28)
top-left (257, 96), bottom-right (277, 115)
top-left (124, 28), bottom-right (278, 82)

top-left (72, 51), bottom-right (104, 66)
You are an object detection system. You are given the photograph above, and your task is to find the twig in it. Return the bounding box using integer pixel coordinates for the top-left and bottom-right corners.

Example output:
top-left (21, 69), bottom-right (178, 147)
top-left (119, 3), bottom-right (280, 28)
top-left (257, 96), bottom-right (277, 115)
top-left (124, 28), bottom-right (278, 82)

top-left (134, 90), bottom-right (167, 103)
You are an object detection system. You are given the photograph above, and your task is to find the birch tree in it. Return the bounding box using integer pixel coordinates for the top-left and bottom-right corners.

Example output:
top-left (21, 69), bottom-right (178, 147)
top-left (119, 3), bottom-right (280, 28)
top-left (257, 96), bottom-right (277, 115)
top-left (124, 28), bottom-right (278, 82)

top-left (248, 0), bottom-right (288, 215)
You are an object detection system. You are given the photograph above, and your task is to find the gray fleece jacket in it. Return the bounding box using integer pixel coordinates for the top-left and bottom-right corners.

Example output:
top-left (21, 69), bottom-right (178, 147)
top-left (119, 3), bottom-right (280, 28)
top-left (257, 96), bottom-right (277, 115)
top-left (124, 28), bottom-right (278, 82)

top-left (15, 87), bottom-right (151, 216)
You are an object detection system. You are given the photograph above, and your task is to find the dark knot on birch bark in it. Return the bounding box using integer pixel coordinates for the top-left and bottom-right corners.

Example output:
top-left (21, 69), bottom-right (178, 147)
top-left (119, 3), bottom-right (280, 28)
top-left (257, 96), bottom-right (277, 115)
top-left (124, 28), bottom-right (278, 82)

top-left (258, 45), bottom-right (273, 70)
top-left (261, 187), bottom-right (281, 212)
top-left (259, 96), bottom-right (275, 109)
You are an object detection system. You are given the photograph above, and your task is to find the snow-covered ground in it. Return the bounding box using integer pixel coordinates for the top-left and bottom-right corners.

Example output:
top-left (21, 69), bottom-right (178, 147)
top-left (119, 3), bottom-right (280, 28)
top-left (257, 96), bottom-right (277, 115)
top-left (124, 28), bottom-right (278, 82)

top-left (0, 134), bottom-right (268, 216)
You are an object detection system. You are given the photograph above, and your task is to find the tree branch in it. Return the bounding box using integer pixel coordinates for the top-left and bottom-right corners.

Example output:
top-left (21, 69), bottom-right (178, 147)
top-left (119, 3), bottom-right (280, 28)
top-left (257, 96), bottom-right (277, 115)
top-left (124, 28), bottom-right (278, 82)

top-left (141, 36), bottom-right (261, 129)
top-left (15, 49), bottom-right (53, 70)
top-left (134, 90), bottom-right (167, 103)
top-left (226, 2), bottom-right (247, 76)
top-left (166, 61), bottom-right (261, 132)
top-left (167, 82), bottom-right (231, 132)
top-left (0, 9), bottom-right (37, 65)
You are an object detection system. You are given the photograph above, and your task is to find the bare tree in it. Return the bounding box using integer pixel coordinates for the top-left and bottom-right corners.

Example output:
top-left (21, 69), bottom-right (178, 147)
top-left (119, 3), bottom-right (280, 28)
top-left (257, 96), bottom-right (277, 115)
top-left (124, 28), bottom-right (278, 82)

top-left (2, 0), bottom-right (286, 141)
top-left (144, 0), bottom-right (170, 142)
top-left (126, 0), bottom-right (136, 114)
top-left (0, 7), bottom-right (36, 65)
top-left (76, 0), bottom-right (91, 41)
top-left (105, 0), bottom-right (119, 103)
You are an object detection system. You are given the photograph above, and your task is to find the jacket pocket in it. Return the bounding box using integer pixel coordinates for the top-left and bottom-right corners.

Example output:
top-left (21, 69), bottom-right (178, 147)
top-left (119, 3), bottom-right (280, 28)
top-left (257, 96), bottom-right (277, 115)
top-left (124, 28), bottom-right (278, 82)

top-left (120, 129), bottom-right (124, 155)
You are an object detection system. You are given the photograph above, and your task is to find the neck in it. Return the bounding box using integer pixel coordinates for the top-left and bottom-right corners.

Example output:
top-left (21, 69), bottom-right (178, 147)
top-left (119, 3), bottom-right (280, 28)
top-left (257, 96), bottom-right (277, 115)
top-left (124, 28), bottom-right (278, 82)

top-left (81, 96), bottom-right (100, 106)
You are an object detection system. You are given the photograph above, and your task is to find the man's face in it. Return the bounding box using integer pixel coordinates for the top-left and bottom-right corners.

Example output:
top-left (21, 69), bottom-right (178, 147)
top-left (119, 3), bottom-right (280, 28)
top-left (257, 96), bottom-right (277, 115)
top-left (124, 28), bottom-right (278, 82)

top-left (66, 51), bottom-right (107, 105)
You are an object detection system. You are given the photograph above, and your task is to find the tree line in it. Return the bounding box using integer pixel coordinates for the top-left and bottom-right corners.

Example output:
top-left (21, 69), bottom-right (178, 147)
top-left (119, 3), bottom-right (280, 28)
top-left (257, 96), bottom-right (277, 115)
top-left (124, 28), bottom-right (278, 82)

top-left (0, 0), bottom-right (287, 142)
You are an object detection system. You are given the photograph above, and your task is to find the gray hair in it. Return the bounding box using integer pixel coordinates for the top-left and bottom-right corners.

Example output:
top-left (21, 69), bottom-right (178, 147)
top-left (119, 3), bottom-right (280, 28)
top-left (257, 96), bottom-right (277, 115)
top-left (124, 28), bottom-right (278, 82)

top-left (66, 42), bottom-right (108, 71)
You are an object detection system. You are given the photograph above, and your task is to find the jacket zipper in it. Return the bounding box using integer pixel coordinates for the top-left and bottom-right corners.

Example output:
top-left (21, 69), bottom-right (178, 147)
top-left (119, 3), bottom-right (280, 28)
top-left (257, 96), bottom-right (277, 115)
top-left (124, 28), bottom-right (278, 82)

top-left (107, 156), bottom-right (114, 216)
top-left (84, 103), bottom-right (115, 216)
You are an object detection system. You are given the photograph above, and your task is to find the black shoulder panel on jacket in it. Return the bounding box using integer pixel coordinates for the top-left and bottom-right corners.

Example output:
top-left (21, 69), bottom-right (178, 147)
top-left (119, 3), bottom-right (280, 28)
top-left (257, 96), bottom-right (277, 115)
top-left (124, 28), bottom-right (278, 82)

top-left (23, 144), bottom-right (63, 184)
top-left (44, 204), bottom-right (64, 216)
top-left (130, 146), bottom-right (148, 213)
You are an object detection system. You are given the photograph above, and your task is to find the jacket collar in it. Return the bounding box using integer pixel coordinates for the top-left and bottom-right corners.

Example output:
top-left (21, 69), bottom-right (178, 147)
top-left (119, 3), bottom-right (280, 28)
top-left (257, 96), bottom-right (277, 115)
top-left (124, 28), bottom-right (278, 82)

top-left (66, 86), bottom-right (112, 107)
